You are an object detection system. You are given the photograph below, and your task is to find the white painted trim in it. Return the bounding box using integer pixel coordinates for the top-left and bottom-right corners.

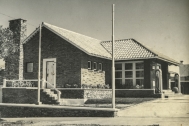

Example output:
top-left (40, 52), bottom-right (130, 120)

top-left (43, 58), bottom-right (56, 88)
top-left (93, 62), bottom-right (97, 70)
top-left (115, 61), bottom-right (144, 86)
top-left (22, 27), bottom-right (40, 44)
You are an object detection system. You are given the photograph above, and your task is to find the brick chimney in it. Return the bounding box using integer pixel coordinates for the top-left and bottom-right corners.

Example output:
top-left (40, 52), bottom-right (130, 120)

top-left (5, 19), bottom-right (27, 79)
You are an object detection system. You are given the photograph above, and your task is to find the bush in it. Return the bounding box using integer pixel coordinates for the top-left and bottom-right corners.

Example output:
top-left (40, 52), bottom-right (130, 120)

top-left (65, 84), bottom-right (71, 88)
top-left (172, 87), bottom-right (179, 93)
top-left (82, 84), bottom-right (87, 88)
top-left (72, 84), bottom-right (78, 88)
top-left (97, 84), bottom-right (103, 88)
top-left (104, 84), bottom-right (110, 89)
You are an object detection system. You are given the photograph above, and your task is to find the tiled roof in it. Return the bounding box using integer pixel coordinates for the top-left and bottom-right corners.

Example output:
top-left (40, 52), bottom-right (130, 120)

top-left (43, 22), bottom-right (111, 59)
top-left (101, 39), bottom-right (179, 65)
top-left (101, 39), bottom-right (155, 60)
top-left (101, 39), bottom-right (178, 64)
top-left (23, 22), bottom-right (179, 65)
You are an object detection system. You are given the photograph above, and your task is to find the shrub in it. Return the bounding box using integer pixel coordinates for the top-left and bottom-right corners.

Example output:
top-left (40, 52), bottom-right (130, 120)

top-left (91, 85), bottom-right (97, 88)
top-left (72, 84), bottom-right (78, 88)
top-left (65, 84), bottom-right (71, 88)
top-left (104, 84), bottom-right (110, 89)
top-left (82, 84), bottom-right (87, 88)
top-left (97, 84), bottom-right (103, 88)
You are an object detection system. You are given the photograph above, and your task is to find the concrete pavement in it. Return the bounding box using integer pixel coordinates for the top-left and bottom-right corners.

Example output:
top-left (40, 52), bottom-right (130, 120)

top-left (118, 95), bottom-right (189, 118)
top-left (1, 95), bottom-right (189, 126)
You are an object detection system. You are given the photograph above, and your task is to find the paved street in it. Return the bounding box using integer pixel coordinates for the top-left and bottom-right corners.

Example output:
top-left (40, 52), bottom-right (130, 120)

top-left (1, 95), bottom-right (189, 126)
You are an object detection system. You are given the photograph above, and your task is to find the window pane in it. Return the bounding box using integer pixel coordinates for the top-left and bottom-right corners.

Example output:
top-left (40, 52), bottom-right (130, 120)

top-left (136, 79), bottom-right (144, 88)
top-left (115, 71), bottom-right (122, 78)
top-left (98, 63), bottom-right (102, 70)
top-left (115, 79), bottom-right (122, 89)
top-left (125, 71), bottom-right (132, 78)
top-left (88, 61), bottom-right (91, 69)
top-left (136, 62), bottom-right (144, 69)
top-left (125, 79), bottom-right (133, 89)
top-left (125, 63), bottom-right (132, 70)
top-left (136, 71), bottom-right (144, 77)
top-left (115, 64), bottom-right (122, 70)
top-left (27, 63), bottom-right (33, 72)
top-left (93, 62), bottom-right (97, 70)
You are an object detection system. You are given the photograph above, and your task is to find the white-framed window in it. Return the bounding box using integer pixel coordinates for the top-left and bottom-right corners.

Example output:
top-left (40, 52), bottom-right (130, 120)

top-left (88, 61), bottom-right (91, 70)
top-left (26, 62), bottom-right (33, 72)
top-left (98, 63), bottom-right (102, 71)
top-left (115, 61), bottom-right (144, 89)
top-left (93, 62), bottom-right (97, 70)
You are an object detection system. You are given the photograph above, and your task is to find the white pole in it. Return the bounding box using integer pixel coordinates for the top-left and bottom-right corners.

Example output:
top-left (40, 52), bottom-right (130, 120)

top-left (37, 24), bottom-right (42, 105)
top-left (112, 4), bottom-right (115, 109)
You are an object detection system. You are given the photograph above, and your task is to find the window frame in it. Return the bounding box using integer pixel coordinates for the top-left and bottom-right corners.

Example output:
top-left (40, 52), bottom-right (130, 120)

top-left (115, 61), bottom-right (144, 87)
top-left (93, 62), bottom-right (97, 70)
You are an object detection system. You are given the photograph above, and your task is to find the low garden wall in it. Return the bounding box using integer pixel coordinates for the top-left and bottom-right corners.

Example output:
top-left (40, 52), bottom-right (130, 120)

top-left (2, 88), bottom-right (160, 104)
top-left (115, 89), bottom-right (156, 98)
top-left (0, 104), bottom-right (117, 117)
top-left (2, 88), bottom-right (56, 104)
top-left (2, 88), bottom-right (38, 104)
top-left (59, 88), bottom-right (158, 99)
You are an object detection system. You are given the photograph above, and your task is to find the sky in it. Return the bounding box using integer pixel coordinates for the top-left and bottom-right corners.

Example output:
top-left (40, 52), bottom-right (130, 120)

top-left (0, 0), bottom-right (189, 67)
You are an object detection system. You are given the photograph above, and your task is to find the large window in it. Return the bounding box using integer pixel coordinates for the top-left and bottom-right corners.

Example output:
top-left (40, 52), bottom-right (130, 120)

top-left (115, 61), bottom-right (144, 89)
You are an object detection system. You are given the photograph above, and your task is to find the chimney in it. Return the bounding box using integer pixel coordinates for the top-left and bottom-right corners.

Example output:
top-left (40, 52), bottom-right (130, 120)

top-left (5, 18), bottom-right (27, 80)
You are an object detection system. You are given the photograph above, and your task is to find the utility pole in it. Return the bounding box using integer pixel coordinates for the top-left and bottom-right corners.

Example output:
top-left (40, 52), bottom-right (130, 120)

top-left (112, 4), bottom-right (115, 109)
top-left (37, 24), bottom-right (42, 105)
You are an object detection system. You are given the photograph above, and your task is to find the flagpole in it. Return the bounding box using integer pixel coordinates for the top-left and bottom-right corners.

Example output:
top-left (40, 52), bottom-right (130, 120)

top-left (112, 4), bottom-right (115, 109)
top-left (37, 24), bottom-right (42, 105)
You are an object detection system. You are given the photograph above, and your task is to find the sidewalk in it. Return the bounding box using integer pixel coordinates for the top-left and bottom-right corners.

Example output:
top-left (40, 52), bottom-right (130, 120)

top-left (1, 95), bottom-right (189, 126)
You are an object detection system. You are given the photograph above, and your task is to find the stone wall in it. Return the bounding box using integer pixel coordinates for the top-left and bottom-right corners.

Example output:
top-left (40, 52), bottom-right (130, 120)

top-left (84, 89), bottom-right (112, 99)
top-left (81, 53), bottom-right (112, 86)
top-left (81, 69), bottom-right (105, 85)
top-left (5, 19), bottom-right (27, 80)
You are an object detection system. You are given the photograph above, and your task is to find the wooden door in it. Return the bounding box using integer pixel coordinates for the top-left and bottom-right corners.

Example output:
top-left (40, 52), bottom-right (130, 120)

top-left (46, 61), bottom-right (55, 88)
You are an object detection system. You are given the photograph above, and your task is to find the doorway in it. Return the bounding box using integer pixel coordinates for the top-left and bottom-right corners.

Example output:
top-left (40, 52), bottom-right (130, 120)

top-left (43, 58), bottom-right (56, 88)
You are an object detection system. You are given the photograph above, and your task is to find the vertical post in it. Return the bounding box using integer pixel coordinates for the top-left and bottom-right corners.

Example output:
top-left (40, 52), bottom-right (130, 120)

top-left (112, 4), bottom-right (115, 109)
top-left (37, 24), bottom-right (42, 105)
top-left (178, 74), bottom-right (181, 93)
top-left (3, 79), bottom-right (6, 87)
